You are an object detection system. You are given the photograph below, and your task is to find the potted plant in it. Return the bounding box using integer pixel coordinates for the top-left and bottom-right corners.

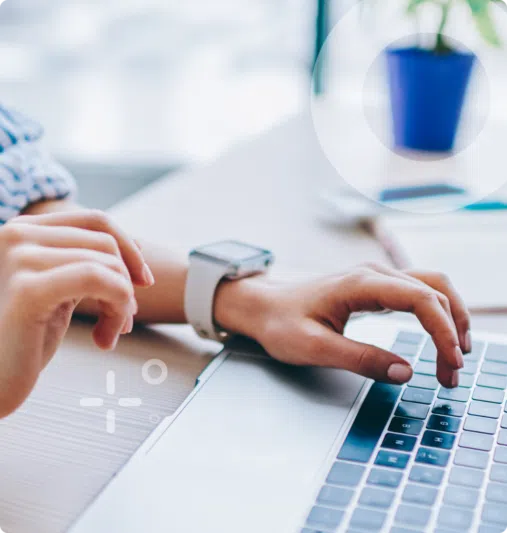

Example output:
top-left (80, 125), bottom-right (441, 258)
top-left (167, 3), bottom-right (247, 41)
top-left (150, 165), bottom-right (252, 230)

top-left (385, 0), bottom-right (502, 152)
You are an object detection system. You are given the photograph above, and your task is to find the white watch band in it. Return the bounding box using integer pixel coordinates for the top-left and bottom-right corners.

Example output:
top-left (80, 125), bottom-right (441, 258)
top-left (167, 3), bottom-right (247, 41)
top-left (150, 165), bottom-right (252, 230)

top-left (184, 255), bottom-right (230, 342)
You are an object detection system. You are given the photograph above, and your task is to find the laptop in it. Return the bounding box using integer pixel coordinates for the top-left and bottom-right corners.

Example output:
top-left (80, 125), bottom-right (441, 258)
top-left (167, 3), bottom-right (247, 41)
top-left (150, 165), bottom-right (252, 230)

top-left (69, 315), bottom-right (507, 533)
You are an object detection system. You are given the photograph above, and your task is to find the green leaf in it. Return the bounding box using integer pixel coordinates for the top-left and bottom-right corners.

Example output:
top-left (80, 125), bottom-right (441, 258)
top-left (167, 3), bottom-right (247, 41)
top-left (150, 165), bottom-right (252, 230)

top-left (474, 7), bottom-right (502, 45)
top-left (465, 0), bottom-right (502, 46)
top-left (466, 0), bottom-right (489, 12)
top-left (406, 0), bottom-right (432, 14)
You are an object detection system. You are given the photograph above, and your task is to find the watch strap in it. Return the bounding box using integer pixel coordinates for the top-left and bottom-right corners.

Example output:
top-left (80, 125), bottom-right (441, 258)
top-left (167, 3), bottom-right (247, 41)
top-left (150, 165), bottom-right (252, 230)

top-left (184, 255), bottom-right (230, 342)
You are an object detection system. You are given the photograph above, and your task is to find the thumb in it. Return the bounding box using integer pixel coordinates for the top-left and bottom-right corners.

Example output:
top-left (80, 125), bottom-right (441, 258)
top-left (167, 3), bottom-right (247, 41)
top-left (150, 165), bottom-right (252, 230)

top-left (0, 314), bottom-right (46, 418)
top-left (314, 327), bottom-right (414, 384)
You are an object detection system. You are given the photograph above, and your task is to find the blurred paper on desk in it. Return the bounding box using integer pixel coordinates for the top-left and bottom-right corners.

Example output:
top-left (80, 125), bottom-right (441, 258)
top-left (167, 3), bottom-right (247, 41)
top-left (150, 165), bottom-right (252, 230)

top-left (372, 211), bottom-right (507, 312)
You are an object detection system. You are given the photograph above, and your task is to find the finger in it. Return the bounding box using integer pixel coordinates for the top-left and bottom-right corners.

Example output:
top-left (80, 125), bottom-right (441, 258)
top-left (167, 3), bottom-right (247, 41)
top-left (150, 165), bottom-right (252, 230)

top-left (12, 211), bottom-right (153, 287)
top-left (359, 265), bottom-right (462, 386)
top-left (13, 262), bottom-right (136, 322)
top-left (93, 311), bottom-right (125, 351)
top-left (342, 274), bottom-right (463, 381)
top-left (362, 263), bottom-right (460, 346)
top-left (299, 322), bottom-right (413, 384)
top-left (407, 270), bottom-right (472, 354)
top-left (6, 243), bottom-right (132, 284)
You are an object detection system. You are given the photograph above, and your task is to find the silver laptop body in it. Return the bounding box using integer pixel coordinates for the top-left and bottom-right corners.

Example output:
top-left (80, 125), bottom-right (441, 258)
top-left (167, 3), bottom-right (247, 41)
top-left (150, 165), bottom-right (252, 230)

top-left (69, 316), bottom-right (507, 533)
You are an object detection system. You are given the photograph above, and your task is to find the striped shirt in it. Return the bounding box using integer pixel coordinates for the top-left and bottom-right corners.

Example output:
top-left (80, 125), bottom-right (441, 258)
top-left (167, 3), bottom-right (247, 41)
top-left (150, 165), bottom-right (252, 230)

top-left (0, 104), bottom-right (75, 224)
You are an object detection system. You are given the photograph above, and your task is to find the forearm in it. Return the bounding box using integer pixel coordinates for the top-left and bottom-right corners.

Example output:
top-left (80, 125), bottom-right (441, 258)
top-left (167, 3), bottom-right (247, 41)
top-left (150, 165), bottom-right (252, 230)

top-left (24, 199), bottom-right (267, 333)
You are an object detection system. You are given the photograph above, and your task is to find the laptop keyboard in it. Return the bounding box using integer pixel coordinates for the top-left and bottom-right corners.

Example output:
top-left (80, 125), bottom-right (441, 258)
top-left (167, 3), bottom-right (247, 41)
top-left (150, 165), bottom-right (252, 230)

top-left (301, 330), bottom-right (507, 533)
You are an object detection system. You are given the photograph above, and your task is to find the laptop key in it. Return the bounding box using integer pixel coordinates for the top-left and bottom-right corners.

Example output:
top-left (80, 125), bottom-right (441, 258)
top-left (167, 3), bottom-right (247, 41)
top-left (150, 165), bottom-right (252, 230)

top-left (422, 430), bottom-right (455, 449)
top-left (392, 341), bottom-right (420, 358)
top-left (402, 388), bottom-right (434, 404)
top-left (415, 447), bottom-right (450, 467)
top-left (306, 506), bottom-right (344, 529)
top-left (395, 504), bottom-right (431, 527)
top-left (396, 331), bottom-right (424, 346)
top-left (389, 417), bottom-right (424, 436)
top-left (470, 340), bottom-right (485, 361)
top-left (349, 508), bottom-right (386, 531)
top-left (458, 373), bottom-right (475, 389)
top-left (382, 433), bottom-right (416, 452)
top-left (419, 339), bottom-right (437, 362)
top-left (395, 401), bottom-right (430, 420)
top-left (408, 374), bottom-right (439, 390)
top-left (482, 503), bottom-right (507, 526)
top-left (443, 485), bottom-right (479, 507)
top-left (402, 484), bottom-right (438, 506)
top-left (473, 387), bottom-right (504, 404)
top-left (414, 361), bottom-right (436, 375)
top-left (468, 401), bottom-right (502, 419)
top-left (497, 429), bottom-right (507, 446)
top-left (478, 527), bottom-right (506, 533)
top-left (454, 448), bottom-right (489, 469)
top-left (438, 506), bottom-right (474, 530)
top-left (459, 431), bottom-right (494, 452)
top-left (462, 360), bottom-right (479, 375)
top-left (477, 373), bottom-right (507, 390)
top-left (438, 387), bottom-right (470, 403)
top-left (502, 414), bottom-right (507, 429)
top-left (490, 464), bottom-right (507, 483)
top-left (338, 383), bottom-right (402, 463)
top-left (493, 446), bottom-right (507, 464)
top-left (390, 528), bottom-right (424, 533)
top-left (485, 343), bottom-right (507, 363)
top-left (427, 414), bottom-right (461, 433)
top-left (326, 462), bottom-right (365, 487)
top-left (482, 361), bottom-right (507, 376)
top-left (409, 465), bottom-right (444, 485)
top-left (463, 415), bottom-right (497, 434)
top-left (477, 374), bottom-right (507, 390)
top-left (449, 466), bottom-right (485, 488)
top-left (317, 485), bottom-right (354, 507)
top-left (359, 487), bottom-right (395, 509)
top-left (433, 400), bottom-right (466, 417)
top-left (486, 482), bottom-right (507, 503)
top-left (375, 450), bottom-right (410, 469)
top-left (367, 468), bottom-right (403, 488)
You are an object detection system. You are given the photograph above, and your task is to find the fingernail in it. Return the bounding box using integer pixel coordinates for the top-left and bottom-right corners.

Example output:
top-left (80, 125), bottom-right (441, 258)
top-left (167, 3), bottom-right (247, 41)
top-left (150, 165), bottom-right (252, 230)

top-left (134, 239), bottom-right (142, 251)
top-left (121, 319), bottom-right (130, 335)
top-left (451, 370), bottom-right (460, 388)
top-left (143, 263), bottom-right (155, 286)
top-left (387, 364), bottom-right (413, 384)
top-left (455, 346), bottom-right (464, 369)
top-left (128, 315), bottom-right (134, 333)
top-left (129, 297), bottom-right (138, 315)
top-left (111, 334), bottom-right (120, 350)
top-left (464, 330), bottom-right (472, 354)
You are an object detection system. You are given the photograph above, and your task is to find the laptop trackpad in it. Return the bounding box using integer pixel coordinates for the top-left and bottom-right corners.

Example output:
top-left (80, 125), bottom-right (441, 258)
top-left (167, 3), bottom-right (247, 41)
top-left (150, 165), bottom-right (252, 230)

top-left (72, 354), bottom-right (365, 533)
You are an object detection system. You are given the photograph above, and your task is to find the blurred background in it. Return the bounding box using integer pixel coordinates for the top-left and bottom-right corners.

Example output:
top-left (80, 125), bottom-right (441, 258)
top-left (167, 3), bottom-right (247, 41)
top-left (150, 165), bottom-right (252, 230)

top-left (1, 0), bottom-right (506, 208)
top-left (0, 0), bottom-right (316, 207)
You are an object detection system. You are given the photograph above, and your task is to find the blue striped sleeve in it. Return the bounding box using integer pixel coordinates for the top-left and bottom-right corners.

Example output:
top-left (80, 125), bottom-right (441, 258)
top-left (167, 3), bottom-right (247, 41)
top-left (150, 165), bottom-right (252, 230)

top-left (0, 105), bottom-right (75, 225)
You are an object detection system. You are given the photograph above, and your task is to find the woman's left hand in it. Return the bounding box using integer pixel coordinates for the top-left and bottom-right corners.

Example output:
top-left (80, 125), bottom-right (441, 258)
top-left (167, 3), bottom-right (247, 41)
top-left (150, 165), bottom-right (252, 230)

top-left (214, 263), bottom-right (471, 389)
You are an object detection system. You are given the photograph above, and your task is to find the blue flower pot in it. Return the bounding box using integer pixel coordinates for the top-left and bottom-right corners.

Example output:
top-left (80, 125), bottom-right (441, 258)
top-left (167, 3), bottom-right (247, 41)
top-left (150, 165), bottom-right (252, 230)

top-left (386, 47), bottom-right (476, 152)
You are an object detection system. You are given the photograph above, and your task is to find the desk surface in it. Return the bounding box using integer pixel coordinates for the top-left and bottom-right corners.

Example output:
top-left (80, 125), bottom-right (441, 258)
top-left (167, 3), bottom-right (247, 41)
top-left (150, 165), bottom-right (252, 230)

top-left (1, 110), bottom-right (507, 533)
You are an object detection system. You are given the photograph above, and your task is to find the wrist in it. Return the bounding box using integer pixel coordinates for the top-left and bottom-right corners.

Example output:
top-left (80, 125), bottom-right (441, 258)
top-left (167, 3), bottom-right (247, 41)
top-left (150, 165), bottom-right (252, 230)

top-left (213, 275), bottom-right (274, 340)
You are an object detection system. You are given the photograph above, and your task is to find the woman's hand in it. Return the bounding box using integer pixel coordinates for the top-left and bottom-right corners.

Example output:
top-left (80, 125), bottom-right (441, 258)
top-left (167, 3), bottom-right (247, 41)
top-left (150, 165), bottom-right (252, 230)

top-left (0, 210), bottom-right (154, 417)
top-left (214, 263), bottom-right (471, 389)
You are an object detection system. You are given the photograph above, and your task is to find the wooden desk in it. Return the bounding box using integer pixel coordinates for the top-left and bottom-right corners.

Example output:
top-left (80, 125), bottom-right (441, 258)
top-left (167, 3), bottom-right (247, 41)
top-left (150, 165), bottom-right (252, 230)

top-left (1, 111), bottom-right (505, 533)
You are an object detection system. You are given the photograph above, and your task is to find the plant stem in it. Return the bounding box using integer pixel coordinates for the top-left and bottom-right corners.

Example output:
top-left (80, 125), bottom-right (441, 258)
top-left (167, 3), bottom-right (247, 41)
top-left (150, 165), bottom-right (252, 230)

top-left (435, 0), bottom-right (453, 53)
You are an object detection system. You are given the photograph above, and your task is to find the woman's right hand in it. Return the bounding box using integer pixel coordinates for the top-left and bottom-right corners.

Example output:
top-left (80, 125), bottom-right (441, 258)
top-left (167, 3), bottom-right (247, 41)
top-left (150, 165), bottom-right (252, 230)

top-left (0, 210), bottom-right (154, 418)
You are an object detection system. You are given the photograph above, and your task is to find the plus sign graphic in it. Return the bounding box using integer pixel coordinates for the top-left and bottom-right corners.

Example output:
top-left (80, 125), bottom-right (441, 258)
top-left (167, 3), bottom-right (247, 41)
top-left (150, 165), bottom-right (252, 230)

top-left (80, 371), bottom-right (143, 434)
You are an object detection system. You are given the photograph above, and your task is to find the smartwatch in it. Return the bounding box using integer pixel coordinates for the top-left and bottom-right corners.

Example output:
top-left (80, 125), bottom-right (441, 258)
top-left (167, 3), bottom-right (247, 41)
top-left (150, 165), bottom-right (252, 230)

top-left (184, 240), bottom-right (274, 342)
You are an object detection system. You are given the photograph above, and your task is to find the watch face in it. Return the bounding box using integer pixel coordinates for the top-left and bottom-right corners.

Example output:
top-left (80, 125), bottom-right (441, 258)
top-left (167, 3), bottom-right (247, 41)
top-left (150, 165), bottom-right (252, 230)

top-left (194, 241), bottom-right (270, 264)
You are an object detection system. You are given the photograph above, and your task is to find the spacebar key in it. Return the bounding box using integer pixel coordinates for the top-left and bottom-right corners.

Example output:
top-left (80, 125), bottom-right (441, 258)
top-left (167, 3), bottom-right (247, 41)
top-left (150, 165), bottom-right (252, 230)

top-left (338, 382), bottom-right (402, 463)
